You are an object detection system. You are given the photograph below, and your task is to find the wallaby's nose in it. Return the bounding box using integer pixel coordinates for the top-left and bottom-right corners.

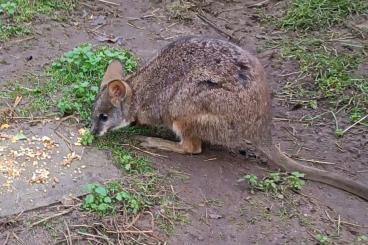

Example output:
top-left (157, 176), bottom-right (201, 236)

top-left (91, 126), bottom-right (99, 135)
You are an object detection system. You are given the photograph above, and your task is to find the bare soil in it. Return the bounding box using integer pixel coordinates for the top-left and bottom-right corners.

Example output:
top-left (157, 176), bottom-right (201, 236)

top-left (1, 0), bottom-right (367, 244)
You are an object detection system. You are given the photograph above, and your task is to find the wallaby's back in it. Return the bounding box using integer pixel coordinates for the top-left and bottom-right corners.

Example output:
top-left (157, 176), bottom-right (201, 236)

top-left (130, 36), bottom-right (272, 148)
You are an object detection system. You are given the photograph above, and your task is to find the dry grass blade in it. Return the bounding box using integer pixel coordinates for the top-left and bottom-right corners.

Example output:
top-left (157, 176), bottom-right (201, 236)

top-left (121, 143), bottom-right (168, 158)
top-left (2, 232), bottom-right (10, 245)
top-left (77, 231), bottom-right (114, 245)
top-left (294, 157), bottom-right (336, 165)
top-left (64, 219), bottom-right (73, 245)
top-left (342, 114), bottom-right (368, 135)
top-left (97, 0), bottom-right (119, 6)
top-left (325, 210), bottom-right (368, 228)
top-left (247, 0), bottom-right (270, 8)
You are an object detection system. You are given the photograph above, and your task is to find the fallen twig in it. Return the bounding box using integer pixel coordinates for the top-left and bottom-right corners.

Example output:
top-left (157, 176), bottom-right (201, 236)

top-left (54, 130), bottom-right (73, 152)
top-left (196, 13), bottom-right (239, 44)
top-left (107, 230), bottom-right (153, 234)
top-left (64, 219), bottom-right (73, 245)
top-left (11, 36), bottom-right (35, 44)
top-left (54, 114), bottom-right (79, 131)
top-left (97, 0), bottom-right (119, 6)
top-left (30, 206), bottom-right (79, 227)
top-left (292, 157), bottom-right (336, 165)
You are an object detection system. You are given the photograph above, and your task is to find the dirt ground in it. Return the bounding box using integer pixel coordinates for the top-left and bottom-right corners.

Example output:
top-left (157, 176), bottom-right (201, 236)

top-left (0, 0), bottom-right (367, 244)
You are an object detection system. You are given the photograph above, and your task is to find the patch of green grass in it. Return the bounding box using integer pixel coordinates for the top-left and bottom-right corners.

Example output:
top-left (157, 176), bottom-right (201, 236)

top-left (280, 37), bottom-right (368, 123)
top-left (1, 44), bottom-right (138, 123)
top-left (239, 171), bottom-right (305, 194)
top-left (280, 0), bottom-right (368, 31)
top-left (0, 0), bottom-right (77, 41)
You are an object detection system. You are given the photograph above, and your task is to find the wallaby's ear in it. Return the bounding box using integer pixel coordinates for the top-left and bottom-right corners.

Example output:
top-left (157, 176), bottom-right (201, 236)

top-left (108, 80), bottom-right (125, 107)
top-left (108, 80), bottom-right (132, 107)
top-left (101, 60), bottom-right (124, 89)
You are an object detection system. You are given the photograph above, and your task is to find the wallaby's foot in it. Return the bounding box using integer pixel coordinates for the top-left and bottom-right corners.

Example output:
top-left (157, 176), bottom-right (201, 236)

top-left (135, 136), bottom-right (202, 154)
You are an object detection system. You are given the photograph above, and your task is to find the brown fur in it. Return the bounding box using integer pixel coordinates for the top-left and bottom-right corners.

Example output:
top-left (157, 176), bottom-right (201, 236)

top-left (91, 36), bottom-right (368, 200)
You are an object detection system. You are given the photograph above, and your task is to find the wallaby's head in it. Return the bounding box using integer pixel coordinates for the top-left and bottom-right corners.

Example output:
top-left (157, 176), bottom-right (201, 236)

top-left (91, 60), bottom-right (134, 136)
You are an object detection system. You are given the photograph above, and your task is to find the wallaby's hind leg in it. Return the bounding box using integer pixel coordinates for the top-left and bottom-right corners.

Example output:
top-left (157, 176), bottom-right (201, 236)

top-left (136, 136), bottom-right (202, 154)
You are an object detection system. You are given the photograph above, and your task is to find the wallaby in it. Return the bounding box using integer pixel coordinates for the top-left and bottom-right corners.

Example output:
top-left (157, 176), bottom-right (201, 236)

top-left (91, 36), bottom-right (368, 201)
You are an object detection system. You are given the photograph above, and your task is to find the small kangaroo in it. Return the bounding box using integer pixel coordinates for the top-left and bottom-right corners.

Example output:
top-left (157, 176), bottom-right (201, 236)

top-left (91, 36), bottom-right (368, 201)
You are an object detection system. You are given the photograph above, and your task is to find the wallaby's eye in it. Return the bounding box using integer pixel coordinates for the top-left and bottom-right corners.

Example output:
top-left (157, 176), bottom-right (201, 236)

top-left (99, 114), bottom-right (108, 122)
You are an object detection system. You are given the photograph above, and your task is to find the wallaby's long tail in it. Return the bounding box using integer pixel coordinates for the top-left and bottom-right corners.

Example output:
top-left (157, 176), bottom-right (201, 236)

top-left (258, 145), bottom-right (368, 201)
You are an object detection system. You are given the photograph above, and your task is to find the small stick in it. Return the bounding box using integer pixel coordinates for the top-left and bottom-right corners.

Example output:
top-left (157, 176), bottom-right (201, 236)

top-left (341, 114), bottom-right (368, 135)
top-left (30, 206), bottom-right (77, 227)
top-left (97, 0), bottom-right (119, 6)
top-left (54, 130), bottom-right (73, 152)
top-left (11, 233), bottom-right (24, 245)
top-left (54, 114), bottom-right (79, 130)
top-left (77, 231), bottom-right (113, 245)
top-left (337, 215), bottom-right (341, 236)
top-left (11, 36), bottom-right (35, 44)
top-left (196, 13), bottom-right (239, 44)
top-left (127, 21), bottom-right (145, 30)
top-left (248, 0), bottom-right (270, 8)
top-left (121, 143), bottom-right (168, 158)
top-left (204, 158), bottom-right (217, 161)
top-left (125, 213), bottom-right (141, 229)
top-left (107, 230), bottom-right (153, 234)
top-left (64, 220), bottom-right (73, 245)
top-left (62, 232), bottom-right (69, 245)
top-left (357, 169), bottom-right (368, 173)
top-left (293, 157), bottom-right (336, 165)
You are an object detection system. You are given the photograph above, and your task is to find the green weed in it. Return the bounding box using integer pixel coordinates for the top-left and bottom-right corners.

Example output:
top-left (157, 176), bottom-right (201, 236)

top-left (287, 171), bottom-right (305, 190)
top-left (240, 171), bottom-right (305, 193)
top-left (315, 233), bottom-right (330, 244)
top-left (357, 234), bottom-right (368, 243)
top-left (79, 128), bottom-right (94, 146)
top-left (83, 181), bottom-right (141, 215)
top-left (0, 0), bottom-right (77, 41)
top-left (280, 0), bottom-right (368, 31)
